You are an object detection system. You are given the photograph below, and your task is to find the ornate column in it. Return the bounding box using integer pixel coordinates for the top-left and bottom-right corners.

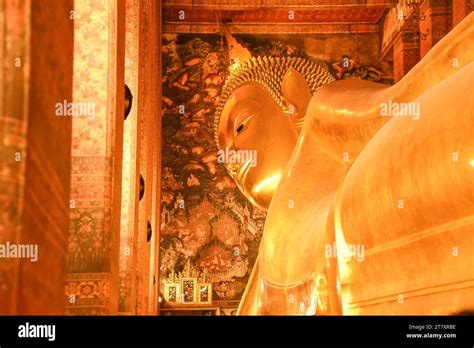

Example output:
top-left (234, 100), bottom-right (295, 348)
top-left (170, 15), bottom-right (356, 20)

top-left (118, 0), bottom-right (141, 315)
top-left (419, 0), bottom-right (452, 58)
top-left (150, 0), bottom-right (163, 315)
top-left (118, 0), bottom-right (162, 316)
top-left (393, 31), bottom-right (420, 82)
top-left (452, 0), bottom-right (473, 26)
top-left (134, 0), bottom-right (161, 315)
top-left (0, 0), bottom-right (74, 314)
top-left (66, 0), bottom-right (125, 315)
top-left (0, 0), bottom-right (29, 315)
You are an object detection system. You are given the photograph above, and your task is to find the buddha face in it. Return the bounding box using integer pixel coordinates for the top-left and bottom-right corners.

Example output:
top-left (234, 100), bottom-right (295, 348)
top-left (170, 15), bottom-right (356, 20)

top-left (217, 83), bottom-right (300, 210)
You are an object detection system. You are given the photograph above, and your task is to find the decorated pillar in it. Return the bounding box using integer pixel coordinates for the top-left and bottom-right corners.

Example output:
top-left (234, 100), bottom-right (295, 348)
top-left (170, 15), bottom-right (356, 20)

top-left (452, 0), bottom-right (473, 26)
top-left (134, 0), bottom-right (161, 315)
top-left (118, 0), bottom-right (140, 315)
top-left (0, 0), bottom-right (74, 314)
top-left (0, 0), bottom-right (30, 315)
top-left (419, 0), bottom-right (452, 58)
top-left (66, 0), bottom-right (125, 315)
top-left (149, 0), bottom-right (162, 315)
top-left (393, 31), bottom-right (420, 82)
top-left (118, 0), bottom-right (162, 316)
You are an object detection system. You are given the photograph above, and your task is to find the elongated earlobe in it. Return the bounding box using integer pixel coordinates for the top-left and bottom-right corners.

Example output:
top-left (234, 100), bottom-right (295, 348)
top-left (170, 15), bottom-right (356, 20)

top-left (282, 67), bottom-right (312, 131)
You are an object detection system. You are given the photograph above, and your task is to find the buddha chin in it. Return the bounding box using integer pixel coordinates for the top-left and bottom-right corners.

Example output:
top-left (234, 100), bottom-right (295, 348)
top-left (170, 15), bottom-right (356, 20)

top-left (236, 161), bottom-right (282, 211)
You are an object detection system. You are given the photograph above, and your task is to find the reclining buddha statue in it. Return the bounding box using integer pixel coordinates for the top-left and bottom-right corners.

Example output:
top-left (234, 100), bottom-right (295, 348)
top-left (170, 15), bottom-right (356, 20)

top-left (214, 14), bottom-right (474, 315)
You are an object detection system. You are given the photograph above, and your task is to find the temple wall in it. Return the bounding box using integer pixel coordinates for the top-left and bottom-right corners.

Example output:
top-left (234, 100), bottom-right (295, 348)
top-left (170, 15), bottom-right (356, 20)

top-left (242, 33), bottom-right (384, 70)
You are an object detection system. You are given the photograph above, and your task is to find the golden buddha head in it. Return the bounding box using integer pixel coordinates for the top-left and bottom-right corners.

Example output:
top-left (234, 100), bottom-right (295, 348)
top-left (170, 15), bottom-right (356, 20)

top-left (214, 55), bottom-right (335, 210)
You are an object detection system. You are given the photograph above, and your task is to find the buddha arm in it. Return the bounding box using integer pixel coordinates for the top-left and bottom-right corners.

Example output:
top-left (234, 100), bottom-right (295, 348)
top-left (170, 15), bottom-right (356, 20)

top-left (335, 62), bottom-right (474, 314)
top-left (307, 14), bottom-right (474, 313)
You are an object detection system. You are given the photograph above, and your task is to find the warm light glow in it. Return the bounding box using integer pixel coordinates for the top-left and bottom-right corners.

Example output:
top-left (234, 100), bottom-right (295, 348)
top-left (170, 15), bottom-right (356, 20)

top-left (252, 174), bottom-right (282, 194)
top-left (237, 12), bottom-right (474, 315)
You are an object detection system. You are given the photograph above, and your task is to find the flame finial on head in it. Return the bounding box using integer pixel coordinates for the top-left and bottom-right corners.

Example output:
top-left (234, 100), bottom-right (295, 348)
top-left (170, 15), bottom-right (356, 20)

top-left (222, 24), bottom-right (252, 72)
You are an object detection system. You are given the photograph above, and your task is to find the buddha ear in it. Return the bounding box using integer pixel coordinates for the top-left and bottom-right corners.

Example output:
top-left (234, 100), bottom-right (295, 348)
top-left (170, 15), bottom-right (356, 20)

top-left (281, 67), bottom-right (312, 130)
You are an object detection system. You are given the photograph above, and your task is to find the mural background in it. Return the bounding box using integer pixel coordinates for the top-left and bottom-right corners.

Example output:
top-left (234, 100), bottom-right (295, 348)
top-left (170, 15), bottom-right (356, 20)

top-left (160, 33), bottom-right (392, 303)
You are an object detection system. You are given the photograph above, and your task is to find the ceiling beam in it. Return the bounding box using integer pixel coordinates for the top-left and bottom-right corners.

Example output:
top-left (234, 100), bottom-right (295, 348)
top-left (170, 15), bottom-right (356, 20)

top-left (163, 22), bottom-right (380, 34)
top-left (163, 0), bottom-right (399, 11)
top-left (162, 1), bottom-right (396, 34)
top-left (163, 8), bottom-right (388, 23)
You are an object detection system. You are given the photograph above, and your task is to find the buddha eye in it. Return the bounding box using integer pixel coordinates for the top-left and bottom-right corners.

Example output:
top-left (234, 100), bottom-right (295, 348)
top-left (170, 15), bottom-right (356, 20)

top-left (234, 113), bottom-right (254, 137)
